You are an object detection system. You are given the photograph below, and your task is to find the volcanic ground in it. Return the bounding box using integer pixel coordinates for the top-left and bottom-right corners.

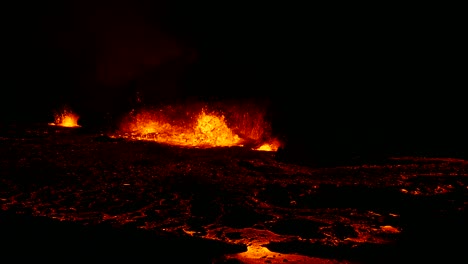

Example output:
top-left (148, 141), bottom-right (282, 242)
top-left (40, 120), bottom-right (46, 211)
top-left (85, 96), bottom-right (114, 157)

top-left (1, 123), bottom-right (467, 263)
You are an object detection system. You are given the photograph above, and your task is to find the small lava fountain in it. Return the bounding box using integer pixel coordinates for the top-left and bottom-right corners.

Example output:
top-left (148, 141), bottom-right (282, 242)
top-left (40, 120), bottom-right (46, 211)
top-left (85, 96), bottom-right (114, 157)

top-left (48, 107), bottom-right (81, 128)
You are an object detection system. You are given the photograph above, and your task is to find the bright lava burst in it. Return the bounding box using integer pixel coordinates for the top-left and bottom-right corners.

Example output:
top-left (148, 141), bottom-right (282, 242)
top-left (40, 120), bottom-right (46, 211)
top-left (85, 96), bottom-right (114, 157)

top-left (114, 104), bottom-right (281, 151)
top-left (48, 108), bottom-right (80, 127)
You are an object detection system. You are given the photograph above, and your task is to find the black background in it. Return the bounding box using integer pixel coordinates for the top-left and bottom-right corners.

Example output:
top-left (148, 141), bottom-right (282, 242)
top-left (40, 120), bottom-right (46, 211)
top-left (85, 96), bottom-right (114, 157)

top-left (2, 1), bottom-right (464, 159)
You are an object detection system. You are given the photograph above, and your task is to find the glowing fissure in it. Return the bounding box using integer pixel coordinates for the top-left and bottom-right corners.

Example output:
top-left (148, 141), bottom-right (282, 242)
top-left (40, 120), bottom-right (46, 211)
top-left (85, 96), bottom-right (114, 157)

top-left (116, 106), bottom-right (281, 151)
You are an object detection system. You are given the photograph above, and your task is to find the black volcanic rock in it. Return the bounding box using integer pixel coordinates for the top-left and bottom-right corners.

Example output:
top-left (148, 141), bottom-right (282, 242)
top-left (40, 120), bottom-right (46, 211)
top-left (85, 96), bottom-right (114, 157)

top-left (1, 123), bottom-right (467, 263)
top-left (268, 218), bottom-right (327, 239)
top-left (219, 204), bottom-right (272, 229)
top-left (0, 210), bottom-right (247, 263)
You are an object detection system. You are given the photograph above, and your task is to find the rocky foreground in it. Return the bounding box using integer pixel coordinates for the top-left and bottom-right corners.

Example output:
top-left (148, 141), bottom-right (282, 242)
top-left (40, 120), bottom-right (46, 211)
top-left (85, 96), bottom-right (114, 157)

top-left (1, 123), bottom-right (467, 263)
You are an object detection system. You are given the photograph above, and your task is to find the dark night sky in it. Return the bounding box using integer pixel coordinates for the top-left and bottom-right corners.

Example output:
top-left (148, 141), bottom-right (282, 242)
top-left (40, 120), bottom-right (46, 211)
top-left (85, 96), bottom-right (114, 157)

top-left (2, 1), bottom-right (464, 157)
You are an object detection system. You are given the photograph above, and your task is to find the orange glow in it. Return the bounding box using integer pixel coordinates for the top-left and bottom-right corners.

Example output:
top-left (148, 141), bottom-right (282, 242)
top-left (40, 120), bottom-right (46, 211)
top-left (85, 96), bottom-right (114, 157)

top-left (49, 107), bottom-right (80, 127)
top-left (255, 139), bottom-right (282, 151)
top-left (380, 225), bottom-right (400, 233)
top-left (114, 103), bottom-right (281, 151)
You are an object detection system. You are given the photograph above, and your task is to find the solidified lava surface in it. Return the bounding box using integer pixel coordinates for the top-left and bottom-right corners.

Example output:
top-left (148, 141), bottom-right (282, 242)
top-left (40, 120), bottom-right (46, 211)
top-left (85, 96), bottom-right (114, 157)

top-left (1, 123), bottom-right (467, 263)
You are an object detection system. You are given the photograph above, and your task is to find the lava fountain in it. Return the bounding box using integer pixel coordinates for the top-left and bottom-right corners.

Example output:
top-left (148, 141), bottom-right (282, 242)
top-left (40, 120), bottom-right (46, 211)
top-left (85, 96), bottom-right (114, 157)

top-left (113, 100), bottom-right (281, 151)
top-left (48, 107), bottom-right (81, 127)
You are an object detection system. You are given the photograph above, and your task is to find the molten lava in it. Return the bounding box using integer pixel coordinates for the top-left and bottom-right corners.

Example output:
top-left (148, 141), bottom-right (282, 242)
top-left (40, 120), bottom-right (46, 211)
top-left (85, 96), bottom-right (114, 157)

top-left (120, 108), bottom-right (242, 147)
top-left (256, 139), bottom-right (282, 152)
top-left (49, 108), bottom-right (80, 127)
top-left (115, 104), bottom-right (281, 151)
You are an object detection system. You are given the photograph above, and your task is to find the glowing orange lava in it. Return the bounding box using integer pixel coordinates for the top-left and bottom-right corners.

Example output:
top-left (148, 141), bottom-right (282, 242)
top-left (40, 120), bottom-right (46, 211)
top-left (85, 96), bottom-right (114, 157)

top-left (115, 104), bottom-right (281, 151)
top-left (256, 140), bottom-right (281, 152)
top-left (49, 108), bottom-right (80, 127)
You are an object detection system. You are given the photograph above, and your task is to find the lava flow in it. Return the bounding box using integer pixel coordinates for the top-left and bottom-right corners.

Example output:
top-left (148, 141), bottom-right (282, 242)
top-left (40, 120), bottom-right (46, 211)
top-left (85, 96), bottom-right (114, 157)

top-left (48, 107), bottom-right (80, 127)
top-left (113, 103), bottom-right (281, 151)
